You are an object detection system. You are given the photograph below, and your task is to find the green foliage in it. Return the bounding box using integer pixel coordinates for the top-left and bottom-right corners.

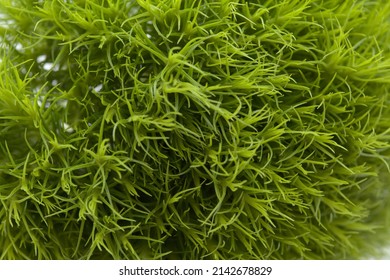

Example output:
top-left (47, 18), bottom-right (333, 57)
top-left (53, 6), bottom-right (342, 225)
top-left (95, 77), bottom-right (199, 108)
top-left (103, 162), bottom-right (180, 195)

top-left (0, 0), bottom-right (390, 259)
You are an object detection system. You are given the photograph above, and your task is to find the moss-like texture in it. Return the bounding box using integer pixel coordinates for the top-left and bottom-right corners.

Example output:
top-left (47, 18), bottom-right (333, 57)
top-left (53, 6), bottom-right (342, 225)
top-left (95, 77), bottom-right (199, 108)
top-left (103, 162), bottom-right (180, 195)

top-left (0, 0), bottom-right (389, 259)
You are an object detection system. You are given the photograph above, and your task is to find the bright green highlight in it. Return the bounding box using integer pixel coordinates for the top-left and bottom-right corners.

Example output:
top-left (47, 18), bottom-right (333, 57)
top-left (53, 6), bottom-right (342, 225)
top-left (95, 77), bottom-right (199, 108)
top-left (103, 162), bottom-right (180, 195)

top-left (0, 0), bottom-right (390, 259)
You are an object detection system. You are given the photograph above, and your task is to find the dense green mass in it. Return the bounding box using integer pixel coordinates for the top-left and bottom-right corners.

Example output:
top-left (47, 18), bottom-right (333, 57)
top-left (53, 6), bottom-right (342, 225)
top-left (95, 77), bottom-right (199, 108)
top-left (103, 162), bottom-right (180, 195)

top-left (0, 0), bottom-right (390, 259)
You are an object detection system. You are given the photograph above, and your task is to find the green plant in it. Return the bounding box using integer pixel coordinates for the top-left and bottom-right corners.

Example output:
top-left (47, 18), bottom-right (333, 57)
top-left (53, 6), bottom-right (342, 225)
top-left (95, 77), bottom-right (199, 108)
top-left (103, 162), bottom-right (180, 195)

top-left (0, 0), bottom-right (389, 260)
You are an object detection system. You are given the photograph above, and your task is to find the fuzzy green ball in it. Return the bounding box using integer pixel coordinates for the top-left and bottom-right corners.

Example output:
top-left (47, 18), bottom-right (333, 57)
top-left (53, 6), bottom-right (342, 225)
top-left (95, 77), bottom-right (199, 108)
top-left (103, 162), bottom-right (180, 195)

top-left (0, 0), bottom-right (390, 259)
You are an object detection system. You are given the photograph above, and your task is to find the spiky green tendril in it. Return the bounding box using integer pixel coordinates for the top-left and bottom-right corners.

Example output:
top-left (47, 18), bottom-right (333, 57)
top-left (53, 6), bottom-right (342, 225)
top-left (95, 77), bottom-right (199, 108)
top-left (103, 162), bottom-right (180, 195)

top-left (0, 0), bottom-right (390, 259)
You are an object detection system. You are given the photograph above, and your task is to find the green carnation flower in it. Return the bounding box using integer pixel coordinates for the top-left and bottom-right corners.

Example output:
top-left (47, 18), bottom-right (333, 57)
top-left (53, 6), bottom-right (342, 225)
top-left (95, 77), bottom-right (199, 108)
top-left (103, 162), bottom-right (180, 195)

top-left (0, 0), bottom-right (389, 259)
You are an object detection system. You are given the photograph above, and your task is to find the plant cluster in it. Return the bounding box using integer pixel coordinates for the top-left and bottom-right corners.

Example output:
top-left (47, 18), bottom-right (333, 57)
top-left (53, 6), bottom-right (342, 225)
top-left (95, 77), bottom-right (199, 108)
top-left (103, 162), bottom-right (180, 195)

top-left (0, 0), bottom-right (390, 259)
